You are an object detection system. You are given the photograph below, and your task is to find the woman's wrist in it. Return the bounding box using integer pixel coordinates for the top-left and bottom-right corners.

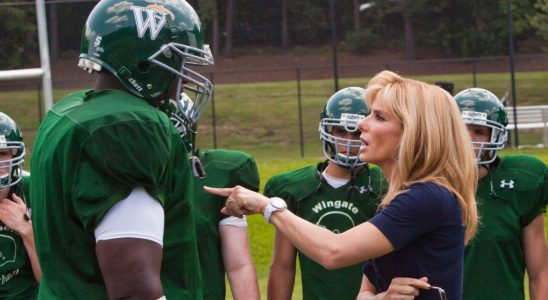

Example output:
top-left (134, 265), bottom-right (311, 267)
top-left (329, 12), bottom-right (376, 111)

top-left (259, 197), bottom-right (270, 214)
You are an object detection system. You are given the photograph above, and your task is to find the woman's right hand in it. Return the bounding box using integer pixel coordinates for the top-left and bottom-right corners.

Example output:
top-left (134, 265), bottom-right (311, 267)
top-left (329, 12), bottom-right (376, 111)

top-left (378, 277), bottom-right (429, 300)
top-left (204, 185), bottom-right (270, 218)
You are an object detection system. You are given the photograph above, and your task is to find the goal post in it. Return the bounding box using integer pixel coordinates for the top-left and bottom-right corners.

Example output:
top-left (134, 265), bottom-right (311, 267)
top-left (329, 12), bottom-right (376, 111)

top-left (0, 0), bottom-right (53, 115)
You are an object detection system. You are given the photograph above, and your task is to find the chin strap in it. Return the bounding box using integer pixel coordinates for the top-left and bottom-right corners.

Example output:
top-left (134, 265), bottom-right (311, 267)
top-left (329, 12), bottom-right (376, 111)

top-left (345, 164), bottom-right (379, 202)
top-left (345, 166), bottom-right (361, 201)
top-left (189, 125), bottom-right (206, 179)
top-left (482, 164), bottom-right (497, 197)
top-left (170, 114), bottom-right (206, 179)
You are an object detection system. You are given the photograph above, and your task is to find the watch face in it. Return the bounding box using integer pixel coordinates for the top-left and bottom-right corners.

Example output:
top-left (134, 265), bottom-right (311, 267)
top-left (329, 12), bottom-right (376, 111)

top-left (270, 197), bottom-right (287, 209)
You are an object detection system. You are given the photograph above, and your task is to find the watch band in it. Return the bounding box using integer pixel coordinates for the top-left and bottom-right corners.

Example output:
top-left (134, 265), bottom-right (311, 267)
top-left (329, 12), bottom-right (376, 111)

top-left (263, 197), bottom-right (287, 223)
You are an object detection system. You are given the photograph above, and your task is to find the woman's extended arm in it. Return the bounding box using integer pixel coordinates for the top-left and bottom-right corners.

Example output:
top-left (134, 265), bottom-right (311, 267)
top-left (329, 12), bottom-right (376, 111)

top-left (205, 185), bottom-right (394, 269)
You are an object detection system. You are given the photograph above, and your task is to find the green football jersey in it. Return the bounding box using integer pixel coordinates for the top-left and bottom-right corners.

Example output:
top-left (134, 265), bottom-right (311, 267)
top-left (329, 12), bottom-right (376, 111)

top-left (0, 175), bottom-right (38, 300)
top-left (193, 149), bottom-right (260, 300)
top-left (264, 162), bottom-right (387, 300)
top-left (30, 89), bottom-right (202, 299)
top-left (463, 155), bottom-right (547, 300)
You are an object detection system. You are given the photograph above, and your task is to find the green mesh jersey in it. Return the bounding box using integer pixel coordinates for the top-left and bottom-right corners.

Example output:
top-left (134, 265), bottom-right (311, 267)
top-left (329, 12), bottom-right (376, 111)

top-left (464, 155), bottom-right (547, 300)
top-left (30, 89), bottom-right (202, 299)
top-left (0, 175), bottom-right (38, 300)
top-left (193, 149), bottom-right (260, 300)
top-left (264, 162), bottom-right (387, 300)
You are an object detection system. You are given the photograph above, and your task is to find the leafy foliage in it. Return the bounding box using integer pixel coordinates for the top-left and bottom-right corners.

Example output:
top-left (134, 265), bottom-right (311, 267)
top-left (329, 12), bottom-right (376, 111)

top-left (0, 6), bottom-right (36, 69)
top-left (528, 0), bottom-right (548, 48)
top-left (341, 29), bottom-right (379, 53)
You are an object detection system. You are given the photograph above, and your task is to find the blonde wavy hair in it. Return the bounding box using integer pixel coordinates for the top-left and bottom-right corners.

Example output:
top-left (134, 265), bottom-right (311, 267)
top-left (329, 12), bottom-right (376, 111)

top-left (365, 70), bottom-right (478, 244)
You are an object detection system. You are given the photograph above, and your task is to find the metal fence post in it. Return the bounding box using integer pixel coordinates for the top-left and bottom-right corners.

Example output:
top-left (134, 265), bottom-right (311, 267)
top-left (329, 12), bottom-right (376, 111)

top-left (542, 107), bottom-right (548, 147)
top-left (210, 73), bottom-right (217, 149)
top-left (471, 60), bottom-right (477, 87)
top-left (296, 68), bottom-right (304, 157)
top-left (507, 0), bottom-right (519, 148)
top-left (38, 82), bottom-right (43, 123)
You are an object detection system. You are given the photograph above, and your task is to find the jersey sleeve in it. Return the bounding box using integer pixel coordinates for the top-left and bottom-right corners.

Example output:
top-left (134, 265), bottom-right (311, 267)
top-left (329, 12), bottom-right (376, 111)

top-left (235, 155), bottom-right (260, 192)
top-left (264, 176), bottom-right (297, 212)
top-left (86, 120), bottom-right (172, 191)
top-left (368, 183), bottom-right (449, 250)
top-left (519, 162), bottom-right (548, 226)
top-left (73, 119), bottom-right (173, 230)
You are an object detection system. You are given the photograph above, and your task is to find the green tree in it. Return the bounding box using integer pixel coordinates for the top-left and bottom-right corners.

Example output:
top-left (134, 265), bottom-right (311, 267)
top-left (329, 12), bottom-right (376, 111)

top-left (0, 5), bottom-right (36, 69)
top-left (528, 0), bottom-right (548, 48)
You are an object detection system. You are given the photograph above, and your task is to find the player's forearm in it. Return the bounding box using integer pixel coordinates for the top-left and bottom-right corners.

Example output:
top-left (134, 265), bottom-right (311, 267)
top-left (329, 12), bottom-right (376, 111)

top-left (357, 275), bottom-right (382, 300)
top-left (523, 214), bottom-right (548, 300)
top-left (227, 265), bottom-right (259, 300)
top-left (20, 223), bottom-right (42, 281)
top-left (529, 267), bottom-right (548, 300)
top-left (267, 265), bottom-right (295, 300)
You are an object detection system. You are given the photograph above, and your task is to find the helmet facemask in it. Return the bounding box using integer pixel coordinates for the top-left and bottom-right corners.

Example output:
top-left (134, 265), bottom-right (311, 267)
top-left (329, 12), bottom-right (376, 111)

top-left (150, 43), bottom-right (213, 119)
top-left (320, 113), bottom-right (365, 168)
top-left (462, 111), bottom-right (508, 164)
top-left (170, 92), bottom-right (196, 144)
top-left (0, 137), bottom-right (25, 190)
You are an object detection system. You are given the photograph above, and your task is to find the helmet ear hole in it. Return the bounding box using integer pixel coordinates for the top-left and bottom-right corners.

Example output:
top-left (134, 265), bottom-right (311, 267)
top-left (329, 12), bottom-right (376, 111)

top-left (137, 61), bottom-right (151, 73)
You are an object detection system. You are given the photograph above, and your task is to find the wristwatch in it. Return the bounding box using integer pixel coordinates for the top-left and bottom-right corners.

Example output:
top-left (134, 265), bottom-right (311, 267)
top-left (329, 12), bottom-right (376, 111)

top-left (263, 197), bottom-right (287, 223)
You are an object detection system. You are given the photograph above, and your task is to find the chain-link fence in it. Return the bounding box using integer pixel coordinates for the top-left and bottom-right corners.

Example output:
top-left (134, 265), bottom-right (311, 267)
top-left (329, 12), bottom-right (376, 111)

top-left (3, 54), bottom-right (546, 160)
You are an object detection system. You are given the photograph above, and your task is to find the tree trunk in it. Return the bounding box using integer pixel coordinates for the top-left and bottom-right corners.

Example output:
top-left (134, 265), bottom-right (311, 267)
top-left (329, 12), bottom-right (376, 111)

top-left (223, 0), bottom-right (235, 58)
top-left (403, 12), bottom-right (415, 61)
top-left (281, 0), bottom-right (290, 48)
top-left (353, 0), bottom-right (360, 31)
top-left (48, 3), bottom-right (59, 62)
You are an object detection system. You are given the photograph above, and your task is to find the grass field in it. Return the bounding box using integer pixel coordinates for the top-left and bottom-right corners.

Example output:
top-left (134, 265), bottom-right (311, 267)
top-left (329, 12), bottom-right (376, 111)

top-left (1, 71), bottom-right (547, 162)
top-left (0, 71), bottom-right (546, 299)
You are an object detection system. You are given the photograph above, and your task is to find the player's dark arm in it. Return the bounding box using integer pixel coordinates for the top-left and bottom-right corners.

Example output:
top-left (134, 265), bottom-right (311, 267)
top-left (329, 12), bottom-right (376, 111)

top-left (267, 229), bottom-right (297, 300)
top-left (523, 214), bottom-right (548, 300)
top-left (94, 187), bottom-right (166, 299)
top-left (96, 238), bottom-right (163, 299)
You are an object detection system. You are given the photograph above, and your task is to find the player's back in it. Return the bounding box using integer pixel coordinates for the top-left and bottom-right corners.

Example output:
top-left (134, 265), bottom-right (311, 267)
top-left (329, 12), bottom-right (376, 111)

top-left (30, 89), bottom-right (181, 298)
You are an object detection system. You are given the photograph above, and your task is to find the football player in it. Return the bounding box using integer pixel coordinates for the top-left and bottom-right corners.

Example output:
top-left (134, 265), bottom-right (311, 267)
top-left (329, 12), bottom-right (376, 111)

top-left (172, 94), bottom-right (260, 299)
top-left (0, 112), bottom-right (41, 298)
top-left (454, 88), bottom-right (548, 300)
top-left (265, 87), bottom-right (386, 300)
top-left (29, 0), bottom-right (213, 298)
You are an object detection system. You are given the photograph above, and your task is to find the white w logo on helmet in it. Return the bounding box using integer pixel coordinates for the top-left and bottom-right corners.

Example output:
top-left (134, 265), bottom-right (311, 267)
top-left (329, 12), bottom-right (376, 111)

top-left (131, 6), bottom-right (167, 40)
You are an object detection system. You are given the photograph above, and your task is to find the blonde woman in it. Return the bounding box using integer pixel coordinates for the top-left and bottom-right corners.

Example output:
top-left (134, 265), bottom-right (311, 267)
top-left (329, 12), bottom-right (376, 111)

top-left (206, 70), bottom-right (478, 300)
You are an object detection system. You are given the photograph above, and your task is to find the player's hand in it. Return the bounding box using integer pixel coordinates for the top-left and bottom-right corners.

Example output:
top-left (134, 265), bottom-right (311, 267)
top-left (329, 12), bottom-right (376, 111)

top-left (378, 277), bottom-right (429, 300)
top-left (204, 185), bottom-right (270, 218)
top-left (0, 193), bottom-right (32, 236)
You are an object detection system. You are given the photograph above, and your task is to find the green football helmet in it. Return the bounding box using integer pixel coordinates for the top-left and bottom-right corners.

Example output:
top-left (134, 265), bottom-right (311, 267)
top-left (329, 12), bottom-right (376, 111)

top-left (319, 87), bottom-right (370, 168)
top-left (0, 112), bottom-right (25, 189)
top-left (454, 88), bottom-right (508, 164)
top-left (79, 0), bottom-right (214, 116)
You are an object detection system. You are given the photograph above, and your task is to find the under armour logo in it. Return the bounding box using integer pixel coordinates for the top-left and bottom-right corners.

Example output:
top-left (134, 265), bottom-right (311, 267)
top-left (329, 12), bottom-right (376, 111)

top-left (131, 6), bottom-right (167, 40)
top-left (500, 180), bottom-right (514, 189)
top-left (359, 186), bottom-right (368, 194)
